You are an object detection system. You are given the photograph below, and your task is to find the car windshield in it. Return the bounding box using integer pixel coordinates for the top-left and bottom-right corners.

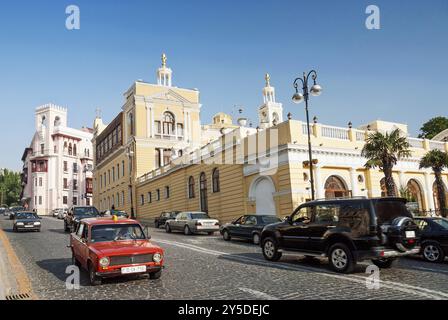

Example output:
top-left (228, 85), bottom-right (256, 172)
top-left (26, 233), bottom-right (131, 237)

top-left (91, 224), bottom-right (146, 243)
top-left (12, 207), bottom-right (24, 212)
top-left (374, 200), bottom-right (411, 224)
top-left (190, 213), bottom-right (210, 220)
top-left (260, 216), bottom-right (281, 224)
top-left (16, 212), bottom-right (38, 219)
top-left (433, 218), bottom-right (448, 230)
top-left (73, 207), bottom-right (99, 216)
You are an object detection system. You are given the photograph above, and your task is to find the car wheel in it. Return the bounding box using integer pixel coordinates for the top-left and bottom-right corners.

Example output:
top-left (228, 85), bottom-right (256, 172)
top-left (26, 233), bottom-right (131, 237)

top-left (328, 243), bottom-right (356, 273)
top-left (371, 257), bottom-right (397, 269)
top-left (262, 237), bottom-right (282, 261)
top-left (165, 223), bottom-right (171, 233)
top-left (422, 242), bottom-right (445, 263)
top-left (149, 270), bottom-right (162, 280)
top-left (222, 230), bottom-right (231, 241)
top-left (88, 262), bottom-right (102, 286)
top-left (184, 225), bottom-right (192, 236)
top-left (252, 233), bottom-right (261, 245)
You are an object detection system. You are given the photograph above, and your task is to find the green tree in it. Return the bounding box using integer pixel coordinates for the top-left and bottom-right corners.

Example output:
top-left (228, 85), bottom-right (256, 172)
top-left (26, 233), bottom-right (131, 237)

top-left (418, 117), bottom-right (448, 140)
top-left (0, 169), bottom-right (22, 206)
top-left (419, 150), bottom-right (448, 217)
top-left (362, 129), bottom-right (412, 197)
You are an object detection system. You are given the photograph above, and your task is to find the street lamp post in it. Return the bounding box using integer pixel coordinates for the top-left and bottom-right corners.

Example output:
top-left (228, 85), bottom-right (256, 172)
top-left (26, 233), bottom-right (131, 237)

top-left (292, 70), bottom-right (322, 201)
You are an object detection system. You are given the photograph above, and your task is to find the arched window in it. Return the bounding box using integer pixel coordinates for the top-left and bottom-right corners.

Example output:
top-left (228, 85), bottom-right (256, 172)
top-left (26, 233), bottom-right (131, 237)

top-left (188, 176), bottom-right (195, 199)
top-left (54, 116), bottom-right (61, 126)
top-left (64, 142), bottom-right (68, 153)
top-left (200, 172), bottom-right (208, 212)
top-left (73, 144), bottom-right (77, 156)
top-left (41, 116), bottom-right (46, 126)
top-left (127, 112), bottom-right (134, 137)
top-left (212, 168), bottom-right (220, 193)
top-left (162, 112), bottom-right (175, 135)
top-left (68, 143), bottom-right (73, 156)
top-left (324, 175), bottom-right (350, 199)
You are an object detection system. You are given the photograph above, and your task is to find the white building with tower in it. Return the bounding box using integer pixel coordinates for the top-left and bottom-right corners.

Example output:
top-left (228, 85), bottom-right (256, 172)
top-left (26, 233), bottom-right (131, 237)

top-left (20, 104), bottom-right (94, 215)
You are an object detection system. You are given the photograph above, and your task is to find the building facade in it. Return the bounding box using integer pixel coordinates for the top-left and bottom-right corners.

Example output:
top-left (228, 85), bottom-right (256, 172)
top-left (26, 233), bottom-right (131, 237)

top-left (92, 56), bottom-right (448, 224)
top-left (93, 54), bottom-right (203, 216)
top-left (20, 104), bottom-right (94, 215)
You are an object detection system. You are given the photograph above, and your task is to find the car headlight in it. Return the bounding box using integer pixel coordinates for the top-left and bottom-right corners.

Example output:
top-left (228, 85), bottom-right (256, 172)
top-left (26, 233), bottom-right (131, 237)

top-left (34, 222), bottom-right (41, 225)
top-left (99, 257), bottom-right (110, 267)
top-left (153, 253), bottom-right (163, 263)
top-left (16, 222), bottom-right (24, 225)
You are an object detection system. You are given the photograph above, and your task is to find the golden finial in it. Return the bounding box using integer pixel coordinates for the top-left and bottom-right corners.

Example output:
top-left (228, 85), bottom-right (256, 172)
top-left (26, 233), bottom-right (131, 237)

top-left (265, 73), bottom-right (271, 87)
top-left (161, 53), bottom-right (167, 67)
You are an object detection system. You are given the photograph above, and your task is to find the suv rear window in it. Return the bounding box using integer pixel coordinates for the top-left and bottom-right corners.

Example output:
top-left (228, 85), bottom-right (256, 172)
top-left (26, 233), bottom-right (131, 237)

top-left (374, 200), bottom-right (411, 224)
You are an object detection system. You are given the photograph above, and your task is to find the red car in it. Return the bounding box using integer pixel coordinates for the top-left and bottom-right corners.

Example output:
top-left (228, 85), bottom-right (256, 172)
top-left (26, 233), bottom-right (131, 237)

top-left (70, 216), bottom-right (164, 285)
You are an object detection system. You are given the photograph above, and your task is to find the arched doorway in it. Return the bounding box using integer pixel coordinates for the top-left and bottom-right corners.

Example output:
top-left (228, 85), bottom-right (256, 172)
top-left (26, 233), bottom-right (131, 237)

top-left (325, 176), bottom-right (350, 199)
top-left (406, 179), bottom-right (424, 213)
top-left (433, 181), bottom-right (448, 212)
top-left (380, 177), bottom-right (399, 197)
top-left (250, 177), bottom-right (276, 215)
top-left (199, 172), bottom-right (208, 213)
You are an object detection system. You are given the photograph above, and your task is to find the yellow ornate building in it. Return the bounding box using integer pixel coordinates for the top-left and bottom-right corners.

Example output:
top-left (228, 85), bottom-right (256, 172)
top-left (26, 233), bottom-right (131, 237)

top-left (93, 55), bottom-right (448, 223)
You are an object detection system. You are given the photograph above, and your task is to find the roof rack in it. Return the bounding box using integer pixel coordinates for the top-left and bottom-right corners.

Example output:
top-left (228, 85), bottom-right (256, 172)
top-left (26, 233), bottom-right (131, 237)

top-left (312, 196), bottom-right (368, 201)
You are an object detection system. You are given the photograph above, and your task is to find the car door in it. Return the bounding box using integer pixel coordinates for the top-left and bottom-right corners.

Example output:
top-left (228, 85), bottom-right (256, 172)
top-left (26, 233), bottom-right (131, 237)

top-left (72, 222), bottom-right (85, 264)
top-left (227, 216), bottom-right (243, 237)
top-left (240, 216), bottom-right (258, 239)
top-left (281, 206), bottom-right (313, 250)
top-left (307, 204), bottom-right (341, 252)
top-left (173, 212), bottom-right (186, 230)
top-left (79, 224), bottom-right (90, 268)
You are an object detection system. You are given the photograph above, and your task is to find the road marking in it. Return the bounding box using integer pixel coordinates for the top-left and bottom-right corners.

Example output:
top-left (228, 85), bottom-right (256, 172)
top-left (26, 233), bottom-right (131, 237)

top-left (238, 287), bottom-right (279, 300)
top-left (0, 228), bottom-right (36, 300)
top-left (154, 238), bottom-right (448, 300)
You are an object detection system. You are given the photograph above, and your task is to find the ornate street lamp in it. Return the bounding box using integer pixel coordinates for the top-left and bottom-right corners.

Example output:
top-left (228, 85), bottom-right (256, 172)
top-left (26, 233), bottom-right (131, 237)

top-left (292, 70), bottom-right (322, 200)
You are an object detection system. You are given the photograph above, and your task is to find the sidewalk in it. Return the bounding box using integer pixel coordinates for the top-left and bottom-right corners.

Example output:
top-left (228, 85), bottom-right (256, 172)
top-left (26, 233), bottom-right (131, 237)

top-left (0, 228), bottom-right (35, 300)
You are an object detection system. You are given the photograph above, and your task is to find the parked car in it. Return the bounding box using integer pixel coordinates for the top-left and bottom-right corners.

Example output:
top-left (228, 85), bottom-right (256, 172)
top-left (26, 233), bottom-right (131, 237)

top-left (414, 217), bottom-right (448, 263)
top-left (9, 206), bottom-right (25, 220)
top-left (220, 215), bottom-right (282, 245)
top-left (57, 209), bottom-right (67, 220)
top-left (165, 212), bottom-right (220, 235)
top-left (52, 208), bottom-right (62, 218)
top-left (69, 216), bottom-right (164, 285)
top-left (64, 206), bottom-right (101, 233)
top-left (13, 212), bottom-right (41, 232)
top-left (0, 208), bottom-right (5, 216)
top-left (260, 197), bottom-right (420, 273)
top-left (154, 211), bottom-right (180, 229)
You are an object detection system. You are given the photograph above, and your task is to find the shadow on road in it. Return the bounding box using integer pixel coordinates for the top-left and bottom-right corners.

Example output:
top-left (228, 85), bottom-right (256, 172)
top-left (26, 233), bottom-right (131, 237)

top-left (47, 228), bottom-right (68, 235)
top-left (217, 252), bottom-right (368, 274)
top-left (35, 258), bottom-right (152, 287)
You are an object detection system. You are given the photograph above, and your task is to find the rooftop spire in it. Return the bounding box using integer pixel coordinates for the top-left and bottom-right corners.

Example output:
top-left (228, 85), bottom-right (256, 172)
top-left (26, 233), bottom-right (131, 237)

top-left (161, 53), bottom-right (167, 68)
top-left (265, 73), bottom-right (271, 87)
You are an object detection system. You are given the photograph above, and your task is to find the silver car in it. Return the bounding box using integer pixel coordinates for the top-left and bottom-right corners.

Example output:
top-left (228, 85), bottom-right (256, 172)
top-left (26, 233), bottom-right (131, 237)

top-left (165, 212), bottom-right (220, 235)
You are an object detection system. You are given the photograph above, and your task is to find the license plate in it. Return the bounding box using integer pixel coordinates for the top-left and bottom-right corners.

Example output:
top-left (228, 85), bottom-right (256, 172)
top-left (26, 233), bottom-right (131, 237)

top-left (121, 265), bottom-right (146, 274)
top-left (405, 231), bottom-right (415, 238)
top-left (24, 225), bottom-right (33, 228)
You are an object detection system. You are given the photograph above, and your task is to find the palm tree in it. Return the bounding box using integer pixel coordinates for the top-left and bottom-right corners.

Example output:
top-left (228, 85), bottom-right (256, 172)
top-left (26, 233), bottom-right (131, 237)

top-left (361, 129), bottom-right (412, 197)
top-left (419, 149), bottom-right (448, 217)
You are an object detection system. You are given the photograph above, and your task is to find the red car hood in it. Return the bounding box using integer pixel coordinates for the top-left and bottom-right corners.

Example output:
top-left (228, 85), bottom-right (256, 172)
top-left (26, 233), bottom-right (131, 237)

top-left (89, 240), bottom-right (162, 256)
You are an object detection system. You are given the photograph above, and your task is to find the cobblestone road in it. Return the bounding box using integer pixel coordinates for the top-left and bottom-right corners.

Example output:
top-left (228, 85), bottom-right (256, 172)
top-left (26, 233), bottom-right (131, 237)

top-left (1, 216), bottom-right (448, 300)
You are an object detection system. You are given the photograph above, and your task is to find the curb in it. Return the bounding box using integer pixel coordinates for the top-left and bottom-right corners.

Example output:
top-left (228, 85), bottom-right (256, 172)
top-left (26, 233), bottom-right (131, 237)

top-left (0, 228), bottom-right (37, 300)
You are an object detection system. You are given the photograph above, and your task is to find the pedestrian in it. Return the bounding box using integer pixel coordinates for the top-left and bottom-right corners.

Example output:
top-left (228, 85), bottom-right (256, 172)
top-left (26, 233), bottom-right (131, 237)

top-left (111, 205), bottom-right (115, 211)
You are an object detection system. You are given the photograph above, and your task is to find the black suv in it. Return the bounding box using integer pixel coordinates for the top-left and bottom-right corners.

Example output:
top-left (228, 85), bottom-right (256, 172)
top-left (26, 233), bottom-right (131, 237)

top-left (64, 206), bottom-right (100, 233)
top-left (261, 197), bottom-right (420, 273)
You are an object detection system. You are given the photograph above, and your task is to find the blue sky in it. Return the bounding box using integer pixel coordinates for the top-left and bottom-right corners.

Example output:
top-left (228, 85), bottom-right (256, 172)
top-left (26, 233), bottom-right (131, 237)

top-left (0, 0), bottom-right (447, 170)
